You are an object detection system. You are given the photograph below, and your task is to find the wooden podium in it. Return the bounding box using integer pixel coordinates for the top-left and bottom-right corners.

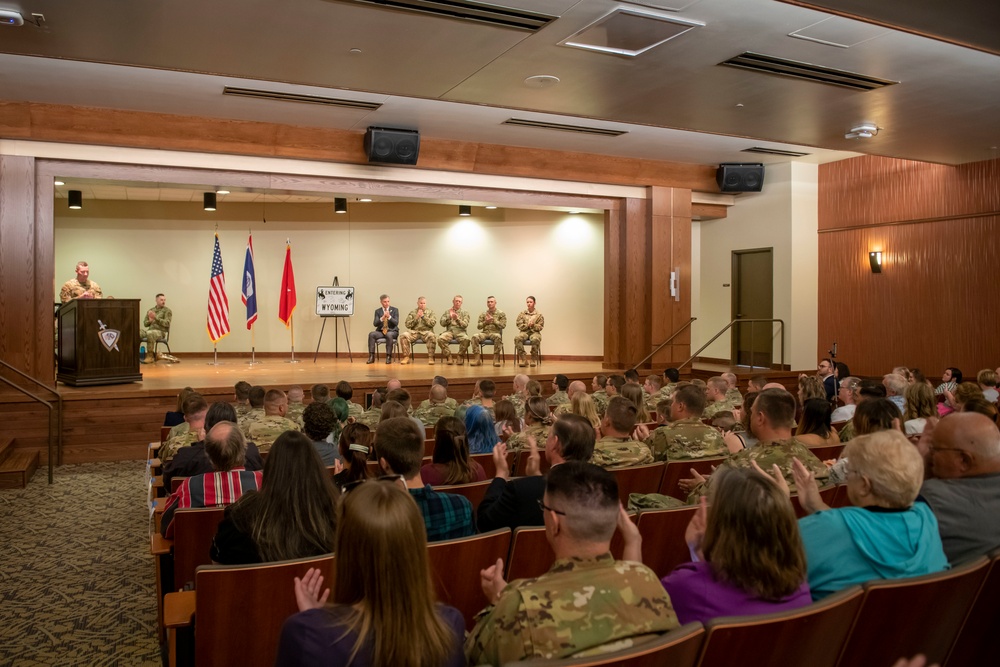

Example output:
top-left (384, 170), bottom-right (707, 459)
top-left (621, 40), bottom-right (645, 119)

top-left (57, 299), bottom-right (143, 386)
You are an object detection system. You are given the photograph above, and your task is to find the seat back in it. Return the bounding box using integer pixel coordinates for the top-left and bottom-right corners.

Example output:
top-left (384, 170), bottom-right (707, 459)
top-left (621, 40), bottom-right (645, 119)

top-left (514, 449), bottom-right (552, 477)
top-left (172, 507), bottom-right (226, 591)
top-left (835, 557), bottom-right (990, 667)
top-left (194, 554), bottom-right (336, 667)
top-left (947, 548), bottom-right (1000, 667)
top-left (611, 462), bottom-right (666, 505)
top-left (515, 622), bottom-right (706, 667)
top-left (432, 479), bottom-right (493, 512)
top-left (697, 586), bottom-right (865, 667)
top-left (788, 486), bottom-right (838, 519)
top-left (807, 444), bottom-right (844, 461)
top-left (505, 517), bottom-right (635, 583)
top-left (660, 457), bottom-right (726, 500)
top-left (427, 528), bottom-right (512, 630)
top-left (635, 506), bottom-right (699, 578)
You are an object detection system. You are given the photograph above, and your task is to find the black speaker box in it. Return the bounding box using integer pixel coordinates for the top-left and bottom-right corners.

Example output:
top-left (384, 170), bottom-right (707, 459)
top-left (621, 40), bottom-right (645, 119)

top-left (364, 127), bottom-right (420, 165)
top-left (716, 163), bottom-right (765, 192)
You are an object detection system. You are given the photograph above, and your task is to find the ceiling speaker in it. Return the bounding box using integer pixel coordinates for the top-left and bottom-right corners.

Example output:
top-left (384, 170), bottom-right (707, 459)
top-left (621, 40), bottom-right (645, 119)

top-left (716, 163), bottom-right (765, 192)
top-left (364, 127), bottom-right (420, 165)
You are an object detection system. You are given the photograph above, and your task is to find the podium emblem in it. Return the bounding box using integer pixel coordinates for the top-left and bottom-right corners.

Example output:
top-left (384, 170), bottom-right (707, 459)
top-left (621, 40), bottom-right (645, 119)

top-left (97, 319), bottom-right (121, 352)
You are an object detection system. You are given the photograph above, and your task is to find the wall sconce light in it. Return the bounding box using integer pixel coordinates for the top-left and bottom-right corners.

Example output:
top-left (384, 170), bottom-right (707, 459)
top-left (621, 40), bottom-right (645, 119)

top-left (335, 197), bottom-right (347, 214)
top-left (459, 205), bottom-right (472, 217)
top-left (869, 251), bottom-right (883, 273)
top-left (203, 192), bottom-right (217, 211)
top-left (68, 190), bottom-right (82, 210)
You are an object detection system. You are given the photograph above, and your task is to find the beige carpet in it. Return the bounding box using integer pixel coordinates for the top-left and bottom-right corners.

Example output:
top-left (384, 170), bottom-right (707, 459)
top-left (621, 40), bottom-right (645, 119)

top-left (0, 461), bottom-right (160, 666)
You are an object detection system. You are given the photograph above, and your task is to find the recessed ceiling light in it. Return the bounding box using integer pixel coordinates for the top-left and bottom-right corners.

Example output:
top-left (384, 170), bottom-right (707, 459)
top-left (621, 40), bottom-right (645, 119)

top-left (216, 189), bottom-right (231, 195)
top-left (54, 180), bottom-right (65, 186)
top-left (524, 75), bottom-right (560, 89)
top-left (358, 198), bottom-right (373, 202)
top-left (569, 211), bottom-right (580, 215)
top-left (485, 206), bottom-right (498, 210)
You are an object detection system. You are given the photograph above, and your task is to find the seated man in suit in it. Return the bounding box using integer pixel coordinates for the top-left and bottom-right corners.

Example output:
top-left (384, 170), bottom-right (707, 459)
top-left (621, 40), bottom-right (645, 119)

top-left (367, 293), bottom-right (399, 364)
top-left (466, 461), bottom-right (679, 664)
top-left (163, 402), bottom-right (264, 490)
top-left (477, 413), bottom-right (596, 532)
top-left (160, 421), bottom-right (262, 538)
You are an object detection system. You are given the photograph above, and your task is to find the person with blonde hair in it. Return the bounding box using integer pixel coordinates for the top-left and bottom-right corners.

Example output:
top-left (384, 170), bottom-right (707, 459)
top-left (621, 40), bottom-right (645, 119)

top-left (903, 382), bottom-right (937, 436)
top-left (621, 383), bottom-right (651, 424)
top-left (571, 391), bottom-right (601, 432)
top-left (941, 382), bottom-right (984, 416)
top-left (976, 369), bottom-right (999, 403)
top-left (275, 481), bottom-right (465, 666)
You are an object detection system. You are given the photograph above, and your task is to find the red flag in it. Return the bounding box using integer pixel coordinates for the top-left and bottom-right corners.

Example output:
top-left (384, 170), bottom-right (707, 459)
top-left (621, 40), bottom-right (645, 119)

top-left (278, 241), bottom-right (296, 326)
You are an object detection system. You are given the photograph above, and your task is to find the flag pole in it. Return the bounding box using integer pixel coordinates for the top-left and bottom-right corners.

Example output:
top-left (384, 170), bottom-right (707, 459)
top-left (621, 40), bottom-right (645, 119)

top-left (248, 324), bottom-right (260, 366)
top-left (286, 314), bottom-right (300, 363)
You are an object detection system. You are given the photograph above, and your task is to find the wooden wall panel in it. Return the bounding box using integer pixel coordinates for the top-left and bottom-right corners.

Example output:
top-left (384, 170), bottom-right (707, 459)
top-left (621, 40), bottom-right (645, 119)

top-left (0, 156), bottom-right (38, 378)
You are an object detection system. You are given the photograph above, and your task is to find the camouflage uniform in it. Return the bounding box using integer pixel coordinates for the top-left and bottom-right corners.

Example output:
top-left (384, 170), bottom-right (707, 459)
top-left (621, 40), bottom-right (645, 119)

top-left (455, 398), bottom-right (495, 422)
top-left (465, 553), bottom-right (678, 665)
top-left (506, 422), bottom-right (550, 452)
top-left (246, 415), bottom-right (302, 453)
top-left (238, 407), bottom-right (266, 439)
top-left (418, 397), bottom-right (458, 411)
top-left (725, 387), bottom-right (743, 404)
top-left (232, 402), bottom-right (251, 421)
top-left (514, 309), bottom-right (545, 365)
top-left (702, 396), bottom-right (738, 419)
top-left (399, 308), bottom-right (437, 363)
top-left (686, 437), bottom-right (830, 503)
top-left (413, 401), bottom-right (456, 426)
top-left (590, 436), bottom-right (654, 469)
top-left (644, 417), bottom-right (727, 462)
top-left (59, 278), bottom-right (102, 302)
top-left (167, 421), bottom-right (189, 440)
top-left (552, 402), bottom-right (572, 416)
top-left (591, 390), bottom-right (610, 417)
top-left (503, 393), bottom-right (526, 419)
top-left (437, 308), bottom-right (472, 364)
top-left (471, 309), bottom-right (507, 366)
top-left (159, 428), bottom-right (200, 462)
top-left (838, 421), bottom-right (856, 442)
top-left (355, 407), bottom-right (382, 428)
top-left (346, 401), bottom-right (365, 419)
top-left (140, 304), bottom-right (172, 349)
top-left (547, 390), bottom-right (569, 407)
top-left (286, 402), bottom-right (305, 428)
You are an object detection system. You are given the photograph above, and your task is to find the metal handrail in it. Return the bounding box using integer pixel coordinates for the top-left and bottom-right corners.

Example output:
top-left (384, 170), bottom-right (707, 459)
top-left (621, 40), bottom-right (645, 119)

top-left (679, 318), bottom-right (785, 371)
top-left (0, 359), bottom-right (63, 484)
top-left (633, 317), bottom-right (697, 369)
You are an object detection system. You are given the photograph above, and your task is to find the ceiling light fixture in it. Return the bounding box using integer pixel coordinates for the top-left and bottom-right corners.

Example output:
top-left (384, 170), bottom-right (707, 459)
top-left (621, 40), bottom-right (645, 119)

top-left (485, 206), bottom-right (498, 210)
top-left (459, 205), bottom-right (472, 217)
top-left (54, 180), bottom-right (65, 186)
top-left (203, 192), bottom-right (217, 211)
top-left (335, 198), bottom-right (347, 214)
top-left (358, 198), bottom-right (372, 202)
top-left (68, 190), bottom-right (82, 210)
top-left (216, 189), bottom-right (230, 195)
top-left (846, 123), bottom-right (879, 140)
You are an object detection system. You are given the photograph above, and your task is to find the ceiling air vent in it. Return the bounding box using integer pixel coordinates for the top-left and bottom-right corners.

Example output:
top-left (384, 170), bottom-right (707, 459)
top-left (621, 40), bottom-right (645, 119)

top-left (345, 0), bottom-right (556, 31)
top-left (720, 52), bottom-right (897, 91)
top-left (742, 147), bottom-right (811, 157)
top-left (502, 118), bottom-right (627, 137)
top-left (222, 86), bottom-right (382, 111)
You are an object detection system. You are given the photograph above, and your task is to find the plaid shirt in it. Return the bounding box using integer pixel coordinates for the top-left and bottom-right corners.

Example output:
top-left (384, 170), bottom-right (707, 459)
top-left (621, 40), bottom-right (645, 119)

top-left (409, 485), bottom-right (475, 542)
top-left (161, 468), bottom-right (262, 538)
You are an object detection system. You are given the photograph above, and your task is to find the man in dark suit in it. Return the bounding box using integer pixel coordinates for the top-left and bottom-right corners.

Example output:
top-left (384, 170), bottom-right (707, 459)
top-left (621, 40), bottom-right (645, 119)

top-left (477, 413), bottom-right (596, 532)
top-left (367, 293), bottom-right (399, 364)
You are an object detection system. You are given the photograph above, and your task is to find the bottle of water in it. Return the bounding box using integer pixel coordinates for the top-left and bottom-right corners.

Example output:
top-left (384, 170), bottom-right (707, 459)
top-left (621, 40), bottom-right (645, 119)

top-left (139, 344), bottom-right (146, 361)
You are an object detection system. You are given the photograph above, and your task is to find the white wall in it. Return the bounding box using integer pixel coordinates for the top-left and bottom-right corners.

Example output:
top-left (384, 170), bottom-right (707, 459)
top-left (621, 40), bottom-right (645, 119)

top-left (54, 201), bottom-right (605, 355)
top-left (693, 162), bottom-right (818, 370)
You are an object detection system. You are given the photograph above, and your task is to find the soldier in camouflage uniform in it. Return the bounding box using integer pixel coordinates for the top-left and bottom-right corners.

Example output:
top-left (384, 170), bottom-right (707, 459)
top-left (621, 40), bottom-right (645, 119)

top-left (470, 295), bottom-right (507, 367)
top-left (685, 388), bottom-right (829, 502)
top-left (59, 261), bottom-right (103, 302)
top-left (159, 394), bottom-right (208, 462)
top-left (589, 375), bottom-right (610, 416)
top-left (702, 376), bottom-right (739, 419)
top-left (246, 389), bottom-right (302, 453)
top-left (514, 296), bottom-right (544, 367)
top-left (642, 374), bottom-right (664, 413)
top-left (232, 381), bottom-right (252, 421)
top-left (399, 297), bottom-right (437, 365)
top-left (465, 462), bottom-right (678, 665)
top-left (436, 295), bottom-right (471, 365)
top-left (723, 372), bottom-right (743, 404)
top-left (502, 374), bottom-right (530, 419)
top-left (590, 397), bottom-right (654, 469)
top-left (332, 381), bottom-right (364, 419)
top-left (412, 384), bottom-right (456, 426)
top-left (455, 380), bottom-right (497, 422)
top-left (238, 386), bottom-right (267, 438)
top-left (139, 293), bottom-right (173, 363)
top-left (645, 385), bottom-right (727, 462)
top-left (285, 386), bottom-right (306, 427)
top-left (547, 374), bottom-right (570, 407)
top-left (552, 380), bottom-right (587, 416)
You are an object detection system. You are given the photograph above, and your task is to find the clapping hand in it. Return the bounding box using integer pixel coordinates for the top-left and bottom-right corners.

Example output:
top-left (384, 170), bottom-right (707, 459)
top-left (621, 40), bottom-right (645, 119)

top-left (685, 496), bottom-right (708, 561)
top-left (493, 442), bottom-right (511, 480)
top-left (480, 558), bottom-right (508, 604)
top-left (525, 435), bottom-right (542, 476)
top-left (293, 568), bottom-right (330, 612)
top-left (678, 468), bottom-right (707, 494)
top-left (617, 505), bottom-right (642, 562)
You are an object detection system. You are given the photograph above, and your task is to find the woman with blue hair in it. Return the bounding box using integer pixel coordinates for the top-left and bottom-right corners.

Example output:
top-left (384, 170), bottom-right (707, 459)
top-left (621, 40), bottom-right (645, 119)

top-left (465, 405), bottom-right (499, 454)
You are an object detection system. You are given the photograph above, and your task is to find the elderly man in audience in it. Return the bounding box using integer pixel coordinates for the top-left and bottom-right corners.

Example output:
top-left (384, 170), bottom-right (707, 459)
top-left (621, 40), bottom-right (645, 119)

top-left (333, 380), bottom-right (363, 419)
top-left (160, 421), bottom-right (262, 538)
top-left (238, 385), bottom-right (266, 436)
top-left (703, 377), bottom-right (738, 419)
top-left (831, 376), bottom-right (861, 423)
top-left (918, 412), bottom-right (1000, 564)
top-left (591, 396), bottom-right (653, 469)
top-left (503, 374), bottom-right (530, 418)
top-left (285, 386), bottom-right (306, 427)
top-left (246, 389), bottom-right (301, 453)
top-left (553, 380), bottom-right (587, 415)
top-left (683, 388), bottom-right (828, 501)
top-left (418, 376), bottom-right (459, 411)
top-left (163, 402), bottom-right (263, 489)
top-left (466, 461), bottom-right (679, 664)
top-left (376, 416), bottom-right (475, 542)
top-left (645, 385), bottom-right (727, 462)
top-left (160, 393), bottom-right (209, 462)
top-left (883, 373), bottom-right (908, 414)
top-left (477, 413), bottom-right (596, 532)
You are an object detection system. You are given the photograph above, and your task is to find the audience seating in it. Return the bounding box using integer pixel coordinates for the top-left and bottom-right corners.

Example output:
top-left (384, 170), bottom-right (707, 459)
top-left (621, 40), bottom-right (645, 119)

top-left (634, 506), bottom-right (699, 578)
top-left (424, 438), bottom-right (436, 457)
top-left (427, 528), bottom-right (512, 630)
top-left (513, 448), bottom-right (552, 477)
top-left (834, 556), bottom-right (990, 667)
top-left (160, 426), bottom-right (171, 443)
top-left (788, 486), bottom-right (838, 519)
top-left (659, 457), bottom-right (725, 500)
top-left (505, 517), bottom-right (635, 583)
top-left (807, 443), bottom-right (844, 462)
top-left (432, 479), bottom-right (493, 511)
top-left (611, 462), bottom-right (666, 505)
top-left (514, 621), bottom-right (706, 667)
top-left (947, 548), bottom-right (1000, 667)
top-left (167, 507), bottom-right (227, 592)
top-left (471, 450), bottom-right (513, 479)
top-left (163, 554), bottom-right (336, 667)
top-left (829, 484), bottom-right (851, 508)
top-left (696, 586), bottom-right (865, 667)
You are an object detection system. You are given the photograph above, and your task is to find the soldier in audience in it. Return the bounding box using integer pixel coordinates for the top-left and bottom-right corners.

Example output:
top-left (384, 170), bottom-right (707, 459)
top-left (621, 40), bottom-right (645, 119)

top-left (163, 402), bottom-right (263, 489)
top-left (417, 376), bottom-right (459, 412)
top-left (286, 386), bottom-right (306, 427)
top-left (703, 377), bottom-right (738, 419)
top-left (591, 374), bottom-right (610, 416)
top-left (232, 381), bottom-right (253, 420)
top-left (413, 384), bottom-right (456, 426)
top-left (605, 374), bottom-right (625, 398)
top-left (376, 417), bottom-right (475, 542)
top-left (748, 375), bottom-right (768, 394)
top-left (553, 380), bottom-right (586, 415)
top-left (645, 385), bottom-right (727, 462)
top-left (547, 374), bottom-right (570, 407)
top-left (722, 372), bottom-right (742, 404)
top-left (506, 397), bottom-right (553, 452)
top-left (160, 393), bottom-right (209, 462)
top-left (466, 462), bottom-right (679, 664)
top-left (247, 389), bottom-right (302, 453)
top-left (471, 295), bottom-right (507, 367)
top-left (590, 396), bottom-right (653, 469)
top-left (331, 381), bottom-right (363, 419)
top-left (643, 374), bottom-right (663, 412)
top-left (918, 412), bottom-right (1000, 564)
top-left (437, 294), bottom-right (471, 365)
top-left (238, 385), bottom-right (266, 437)
top-left (624, 369), bottom-right (641, 386)
top-left (513, 296), bottom-right (544, 367)
top-left (502, 374), bottom-right (530, 418)
top-left (355, 388), bottom-right (386, 428)
top-left (160, 421), bottom-right (262, 538)
top-left (525, 379), bottom-right (543, 398)
top-left (457, 380), bottom-right (497, 421)
top-left (310, 383), bottom-right (330, 404)
top-left (399, 296), bottom-right (437, 365)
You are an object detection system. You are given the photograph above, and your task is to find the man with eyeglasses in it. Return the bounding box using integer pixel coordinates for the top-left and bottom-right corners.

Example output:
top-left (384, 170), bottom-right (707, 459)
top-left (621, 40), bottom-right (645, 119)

top-left (466, 461), bottom-right (679, 664)
top-left (918, 412), bottom-right (1000, 564)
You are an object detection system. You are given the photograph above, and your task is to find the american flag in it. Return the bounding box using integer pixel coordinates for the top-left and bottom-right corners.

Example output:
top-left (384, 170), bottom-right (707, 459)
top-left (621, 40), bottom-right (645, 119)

top-left (207, 233), bottom-right (230, 343)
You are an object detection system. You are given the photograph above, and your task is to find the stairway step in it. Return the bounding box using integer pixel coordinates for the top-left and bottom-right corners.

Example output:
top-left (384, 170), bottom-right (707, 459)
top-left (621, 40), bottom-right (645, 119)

top-left (0, 449), bottom-right (40, 489)
top-left (0, 437), bottom-right (14, 466)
